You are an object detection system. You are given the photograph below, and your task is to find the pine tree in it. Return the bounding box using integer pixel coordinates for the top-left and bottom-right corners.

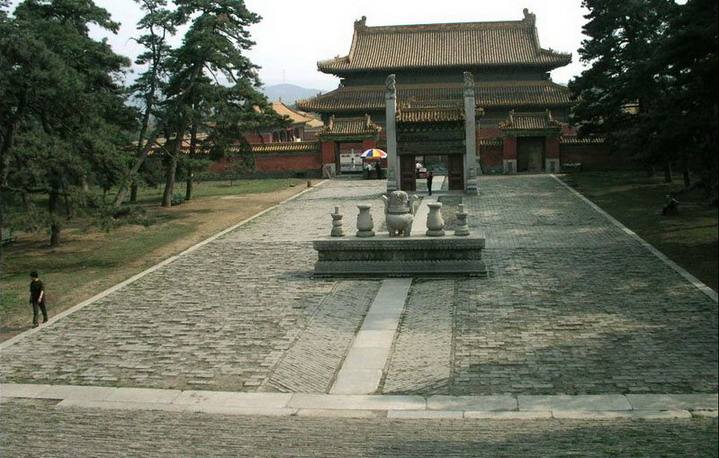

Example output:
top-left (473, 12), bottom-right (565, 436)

top-left (0, 0), bottom-right (136, 246)
top-left (651, 0), bottom-right (718, 199)
top-left (157, 0), bottom-right (287, 206)
top-left (113, 0), bottom-right (177, 207)
top-left (569, 0), bottom-right (677, 180)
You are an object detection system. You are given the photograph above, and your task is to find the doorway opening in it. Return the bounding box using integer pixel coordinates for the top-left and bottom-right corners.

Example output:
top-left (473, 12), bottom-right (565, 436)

top-left (517, 137), bottom-right (545, 172)
top-left (399, 154), bottom-right (464, 192)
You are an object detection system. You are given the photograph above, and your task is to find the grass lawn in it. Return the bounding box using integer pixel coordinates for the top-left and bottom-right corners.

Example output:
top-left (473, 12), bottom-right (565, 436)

top-left (559, 171), bottom-right (718, 292)
top-left (0, 178), bottom-right (307, 341)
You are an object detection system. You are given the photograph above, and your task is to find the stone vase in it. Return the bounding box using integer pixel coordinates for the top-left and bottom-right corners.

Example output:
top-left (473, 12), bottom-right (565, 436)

top-left (426, 202), bottom-right (445, 236)
top-left (454, 204), bottom-right (470, 236)
top-left (356, 204), bottom-right (375, 237)
top-left (330, 206), bottom-right (344, 237)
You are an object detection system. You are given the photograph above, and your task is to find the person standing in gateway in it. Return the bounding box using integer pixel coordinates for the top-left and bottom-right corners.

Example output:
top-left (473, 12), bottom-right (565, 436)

top-left (426, 170), bottom-right (434, 196)
top-left (29, 271), bottom-right (48, 328)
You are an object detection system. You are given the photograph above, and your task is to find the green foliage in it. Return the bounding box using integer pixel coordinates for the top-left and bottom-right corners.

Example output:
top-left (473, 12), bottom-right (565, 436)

top-left (651, 0), bottom-right (718, 198)
top-left (154, 0), bottom-right (289, 205)
top-left (94, 204), bottom-right (150, 232)
top-left (570, 0), bottom-right (718, 199)
top-left (171, 192), bottom-right (185, 205)
top-left (0, 0), bottom-right (139, 246)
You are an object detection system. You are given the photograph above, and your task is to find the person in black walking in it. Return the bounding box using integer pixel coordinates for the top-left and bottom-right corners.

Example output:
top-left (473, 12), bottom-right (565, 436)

top-left (29, 271), bottom-right (48, 328)
top-left (426, 170), bottom-right (434, 196)
top-left (374, 160), bottom-right (382, 179)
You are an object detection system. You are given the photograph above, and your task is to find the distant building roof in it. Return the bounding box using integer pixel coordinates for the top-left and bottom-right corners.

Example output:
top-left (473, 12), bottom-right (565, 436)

top-left (297, 81), bottom-right (571, 114)
top-left (271, 101), bottom-right (323, 128)
top-left (397, 106), bottom-right (466, 123)
top-left (499, 110), bottom-right (563, 131)
top-left (317, 10), bottom-right (571, 75)
top-left (317, 115), bottom-right (382, 139)
top-left (249, 142), bottom-right (320, 154)
top-left (559, 136), bottom-right (605, 144)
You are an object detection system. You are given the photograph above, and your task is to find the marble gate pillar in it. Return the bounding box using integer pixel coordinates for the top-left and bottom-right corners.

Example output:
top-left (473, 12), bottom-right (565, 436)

top-left (385, 74), bottom-right (399, 191)
top-left (463, 72), bottom-right (479, 195)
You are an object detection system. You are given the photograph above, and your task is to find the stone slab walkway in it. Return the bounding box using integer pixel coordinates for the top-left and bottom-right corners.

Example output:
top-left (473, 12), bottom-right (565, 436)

top-left (330, 279), bottom-right (412, 394)
top-left (1, 384), bottom-right (716, 420)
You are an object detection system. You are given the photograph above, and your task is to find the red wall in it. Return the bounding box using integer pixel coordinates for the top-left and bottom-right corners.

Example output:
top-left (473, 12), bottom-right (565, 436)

top-left (479, 146), bottom-right (504, 169)
top-left (545, 136), bottom-right (560, 159)
top-left (255, 153), bottom-right (322, 172)
top-left (480, 127), bottom-right (503, 138)
top-left (207, 151), bottom-right (322, 173)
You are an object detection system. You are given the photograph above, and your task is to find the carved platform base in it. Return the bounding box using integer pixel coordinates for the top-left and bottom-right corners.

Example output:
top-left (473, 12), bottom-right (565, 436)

top-left (312, 235), bottom-right (487, 277)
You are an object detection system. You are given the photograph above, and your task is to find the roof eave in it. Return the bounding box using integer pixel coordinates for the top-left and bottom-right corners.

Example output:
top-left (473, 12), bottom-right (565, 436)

top-left (316, 59), bottom-right (574, 76)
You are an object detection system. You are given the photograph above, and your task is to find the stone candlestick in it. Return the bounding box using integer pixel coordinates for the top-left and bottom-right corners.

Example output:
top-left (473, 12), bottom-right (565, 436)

top-left (426, 202), bottom-right (445, 236)
top-left (330, 206), bottom-right (344, 237)
top-left (454, 203), bottom-right (470, 236)
top-left (356, 204), bottom-right (375, 237)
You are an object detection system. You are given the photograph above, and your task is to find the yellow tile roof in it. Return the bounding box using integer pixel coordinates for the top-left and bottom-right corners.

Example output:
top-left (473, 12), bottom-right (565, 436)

top-left (296, 81), bottom-right (571, 113)
top-left (318, 11), bottom-right (571, 75)
top-left (559, 136), bottom-right (606, 144)
top-left (248, 142), bottom-right (320, 154)
top-left (271, 101), bottom-right (322, 126)
top-left (499, 110), bottom-right (563, 130)
top-left (317, 115), bottom-right (382, 138)
top-left (397, 106), bottom-right (465, 123)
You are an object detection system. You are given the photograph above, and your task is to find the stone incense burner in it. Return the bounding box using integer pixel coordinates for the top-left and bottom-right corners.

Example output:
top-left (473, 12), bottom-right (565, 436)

top-left (381, 190), bottom-right (420, 237)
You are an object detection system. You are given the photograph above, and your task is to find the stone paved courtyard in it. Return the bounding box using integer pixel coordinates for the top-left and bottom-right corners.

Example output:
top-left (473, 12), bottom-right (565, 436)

top-left (0, 176), bottom-right (716, 396)
top-left (1, 398), bottom-right (716, 457)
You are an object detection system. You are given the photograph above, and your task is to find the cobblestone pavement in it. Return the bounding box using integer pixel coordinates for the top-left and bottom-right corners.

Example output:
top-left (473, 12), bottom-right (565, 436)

top-left (0, 180), bottom-right (388, 391)
top-left (265, 280), bottom-right (380, 393)
top-left (0, 176), bottom-right (716, 397)
top-left (1, 399), bottom-right (716, 457)
top-left (448, 176), bottom-right (717, 395)
top-left (384, 279), bottom-right (454, 394)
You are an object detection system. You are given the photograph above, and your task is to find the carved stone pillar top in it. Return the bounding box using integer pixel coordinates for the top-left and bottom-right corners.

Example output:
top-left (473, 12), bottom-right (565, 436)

top-left (385, 74), bottom-right (396, 100)
top-left (463, 72), bottom-right (475, 98)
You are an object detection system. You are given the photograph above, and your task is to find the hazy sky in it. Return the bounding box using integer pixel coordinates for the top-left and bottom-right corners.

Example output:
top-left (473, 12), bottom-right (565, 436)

top-left (10, 0), bottom-right (592, 90)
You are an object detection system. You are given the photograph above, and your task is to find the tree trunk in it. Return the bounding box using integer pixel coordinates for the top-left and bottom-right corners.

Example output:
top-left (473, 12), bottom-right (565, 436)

top-left (185, 116), bottom-right (199, 201)
top-left (114, 37), bottom-right (161, 208)
top-left (113, 134), bottom-right (158, 207)
top-left (185, 174), bottom-right (193, 201)
top-left (161, 149), bottom-right (178, 207)
top-left (64, 191), bottom-right (73, 219)
top-left (160, 63), bottom-right (203, 207)
top-left (49, 188), bottom-right (61, 247)
top-left (646, 163), bottom-right (655, 178)
top-left (663, 154), bottom-right (673, 183)
top-left (130, 180), bottom-right (138, 203)
top-left (681, 150), bottom-right (691, 189)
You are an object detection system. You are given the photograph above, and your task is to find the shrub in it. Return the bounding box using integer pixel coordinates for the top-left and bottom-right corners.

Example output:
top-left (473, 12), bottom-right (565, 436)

top-left (171, 193), bottom-right (185, 206)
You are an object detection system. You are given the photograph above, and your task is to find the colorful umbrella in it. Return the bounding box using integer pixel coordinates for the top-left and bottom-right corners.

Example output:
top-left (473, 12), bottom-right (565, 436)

top-left (360, 148), bottom-right (387, 159)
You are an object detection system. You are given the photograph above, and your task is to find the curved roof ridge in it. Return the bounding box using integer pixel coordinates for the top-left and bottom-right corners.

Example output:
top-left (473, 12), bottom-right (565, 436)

top-left (317, 10), bottom-right (571, 75)
top-left (354, 10), bottom-right (535, 34)
top-left (359, 19), bottom-right (529, 33)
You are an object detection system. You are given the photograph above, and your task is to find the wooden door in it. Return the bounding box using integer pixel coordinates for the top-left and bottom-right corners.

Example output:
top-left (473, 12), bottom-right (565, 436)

top-left (448, 155), bottom-right (464, 190)
top-left (517, 137), bottom-right (545, 172)
top-left (399, 155), bottom-right (416, 191)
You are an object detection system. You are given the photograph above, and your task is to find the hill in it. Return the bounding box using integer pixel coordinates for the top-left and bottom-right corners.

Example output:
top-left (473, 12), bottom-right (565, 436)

top-left (261, 84), bottom-right (325, 105)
